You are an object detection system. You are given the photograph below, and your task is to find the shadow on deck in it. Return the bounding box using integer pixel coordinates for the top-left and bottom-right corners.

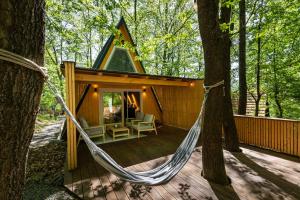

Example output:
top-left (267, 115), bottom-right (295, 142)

top-left (64, 126), bottom-right (300, 200)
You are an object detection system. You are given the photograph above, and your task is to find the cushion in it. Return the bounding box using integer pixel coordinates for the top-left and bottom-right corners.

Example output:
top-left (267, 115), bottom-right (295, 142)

top-left (86, 129), bottom-right (104, 136)
top-left (79, 117), bottom-right (89, 129)
top-left (143, 114), bottom-right (154, 123)
top-left (132, 124), bottom-right (153, 130)
top-left (136, 112), bottom-right (144, 121)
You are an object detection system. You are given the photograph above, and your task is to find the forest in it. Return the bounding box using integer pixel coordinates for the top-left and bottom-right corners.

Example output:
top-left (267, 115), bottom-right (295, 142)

top-left (1, 0), bottom-right (300, 199)
top-left (43, 0), bottom-right (300, 119)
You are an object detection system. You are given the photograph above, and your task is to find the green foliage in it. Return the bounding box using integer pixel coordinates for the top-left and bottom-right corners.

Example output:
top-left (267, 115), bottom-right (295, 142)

top-left (230, 0), bottom-right (300, 119)
top-left (42, 0), bottom-right (299, 120)
top-left (42, 0), bottom-right (204, 113)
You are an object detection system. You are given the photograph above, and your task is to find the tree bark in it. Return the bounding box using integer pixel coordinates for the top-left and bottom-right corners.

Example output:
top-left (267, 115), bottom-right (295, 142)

top-left (134, 0), bottom-right (138, 44)
top-left (255, 0), bottom-right (263, 116)
top-left (197, 0), bottom-right (229, 185)
top-left (221, 4), bottom-right (241, 152)
top-left (272, 57), bottom-right (283, 118)
top-left (265, 97), bottom-right (270, 117)
top-left (0, 0), bottom-right (45, 199)
top-left (238, 0), bottom-right (247, 115)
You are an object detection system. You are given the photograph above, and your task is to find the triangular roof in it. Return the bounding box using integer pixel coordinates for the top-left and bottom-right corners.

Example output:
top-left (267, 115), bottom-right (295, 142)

top-left (76, 17), bottom-right (149, 113)
top-left (91, 17), bottom-right (146, 73)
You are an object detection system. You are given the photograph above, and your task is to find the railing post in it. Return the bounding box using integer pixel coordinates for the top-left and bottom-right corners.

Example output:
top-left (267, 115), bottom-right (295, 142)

top-left (64, 61), bottom-right (77, 170)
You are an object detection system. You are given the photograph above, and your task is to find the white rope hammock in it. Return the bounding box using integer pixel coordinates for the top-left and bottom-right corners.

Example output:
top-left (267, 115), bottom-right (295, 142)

top-left (0, 48), bottom-right (224, 185)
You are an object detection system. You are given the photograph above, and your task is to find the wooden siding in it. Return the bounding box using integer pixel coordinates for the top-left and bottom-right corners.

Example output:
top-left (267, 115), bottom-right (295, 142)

top-left (235, 115), bottom-right (300, 157)
top-left (154, 80), bottom-right (204, 130)
top-left (232, 93), bottom-right (266, 116)
top-left (75, 80), bottom-right (203, 130)
top-left (75, 83), bottom-right (162, 126)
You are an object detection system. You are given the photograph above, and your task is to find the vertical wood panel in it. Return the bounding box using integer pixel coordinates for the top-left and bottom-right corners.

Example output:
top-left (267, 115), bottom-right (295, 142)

top-left (298, 122), bottom-right (300, 157)
top-left (271, 120), bottom-right (276, 149)
top-left (234, 115), bottom-right (300, 157)
top-left (282, 121), bottom-right (285, 153)
top-left (154, 80), bottom-right (204, 130)
top-left (65, 61), bottom-right (77, 170)
top-left (287, 122), bottom-right (291, 155)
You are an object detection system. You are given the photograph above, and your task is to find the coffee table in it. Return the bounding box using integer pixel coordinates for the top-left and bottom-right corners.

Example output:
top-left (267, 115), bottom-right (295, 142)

top-left (110, 127), bottom-right (130, 140)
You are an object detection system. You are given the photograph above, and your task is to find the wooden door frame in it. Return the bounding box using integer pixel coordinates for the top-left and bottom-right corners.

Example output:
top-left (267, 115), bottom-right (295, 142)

top-left (99, 88), bottom-right (142, 126)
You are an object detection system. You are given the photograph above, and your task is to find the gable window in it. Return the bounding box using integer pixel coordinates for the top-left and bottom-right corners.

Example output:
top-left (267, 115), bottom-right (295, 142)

top-left (105, 47), bottom-right (137, 73)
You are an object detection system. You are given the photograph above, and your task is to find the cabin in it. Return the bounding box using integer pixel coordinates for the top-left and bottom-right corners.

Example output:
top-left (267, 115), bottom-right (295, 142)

top-left (61, 17), bottom-right (204, 170)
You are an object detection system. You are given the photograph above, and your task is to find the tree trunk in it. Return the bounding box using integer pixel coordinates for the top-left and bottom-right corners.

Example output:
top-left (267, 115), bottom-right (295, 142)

top-left (273, 66), bottom-right (283, 118)
top-left (274, 92), bottom-right (283, 118)
top-left (255, 1), bottom-right (263, 116)
top-left (254, 97), bottom-right (261, 116)
top-left (265, 97), bottom-right (270, 117)
top-left (197, 0), bottom-right (229, 185)
top-left (221, 4), bottom-right (241, 152)
top-left (134, 0), bottom-right (138, 44)
top-left (238, 0), bottom-right (247, 115)
top-left (0, 0), bottom-right (45, 199)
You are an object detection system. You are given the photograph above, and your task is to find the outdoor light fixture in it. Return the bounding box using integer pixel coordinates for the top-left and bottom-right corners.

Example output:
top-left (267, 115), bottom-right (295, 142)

top-left (190, 82), bottom-right (195, 87)
top-left (142, 86), bottom-right (147, 92)
top-left (92, 84), bottom-right (98, 92)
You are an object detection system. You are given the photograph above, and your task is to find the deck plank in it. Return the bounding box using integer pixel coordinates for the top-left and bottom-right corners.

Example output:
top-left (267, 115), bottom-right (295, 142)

top-left (65, 126), bottom-right (300, 200)
top-left (64, 162), bottom-right (73, 193)
top-left (80, 147), bottom-right (96, 199)
top-left (71, 159), bottom-right (84, 198)
top-left (106, 173), bottom-right (130, 200)
top-left (86, 162), bottom-right (106, 200)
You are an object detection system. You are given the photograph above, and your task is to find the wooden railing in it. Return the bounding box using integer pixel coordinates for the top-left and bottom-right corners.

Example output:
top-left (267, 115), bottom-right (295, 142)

top-left (234, 115), bottom-right (300, 157)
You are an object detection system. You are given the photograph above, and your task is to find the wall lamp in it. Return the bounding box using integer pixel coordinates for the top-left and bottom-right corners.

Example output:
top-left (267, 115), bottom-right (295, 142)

top-left (142, 86), bottom-right (147, 92)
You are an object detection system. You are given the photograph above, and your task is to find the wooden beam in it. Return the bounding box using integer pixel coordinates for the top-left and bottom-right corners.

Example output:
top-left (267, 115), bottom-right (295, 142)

top-left (64, 61), bottom-right (77, 170)
top-left (75, 74), bottom-right (191, 87)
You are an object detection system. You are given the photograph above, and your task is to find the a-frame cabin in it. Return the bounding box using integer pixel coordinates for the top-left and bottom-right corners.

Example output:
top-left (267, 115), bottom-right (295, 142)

top-left (61, 17), bottom-right (204, 170)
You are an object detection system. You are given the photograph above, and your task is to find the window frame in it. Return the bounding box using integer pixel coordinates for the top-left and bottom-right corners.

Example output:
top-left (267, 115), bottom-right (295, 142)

top-left (103, 46), bottom-right (138, 73)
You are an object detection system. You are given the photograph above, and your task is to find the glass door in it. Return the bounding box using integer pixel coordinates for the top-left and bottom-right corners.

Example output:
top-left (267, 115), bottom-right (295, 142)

top-left (102, 92), bottom-right (123, 125)
top-left (124, 91), bottom-right (141, 120)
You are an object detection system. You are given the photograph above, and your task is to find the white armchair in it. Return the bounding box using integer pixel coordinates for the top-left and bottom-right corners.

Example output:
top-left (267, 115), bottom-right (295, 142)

top-left (78, 117), bottom-right (105, 146)
top-left (132, 114), bottom-right (157, 138)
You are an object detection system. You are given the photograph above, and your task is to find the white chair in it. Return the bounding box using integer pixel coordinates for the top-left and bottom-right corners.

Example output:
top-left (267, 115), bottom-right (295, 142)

top-left (126, 111), bottom-right (144, 127)
top-left (132, 114), bottom-right (158, 138)
top-left (78, 117), bottom-right (105, 146)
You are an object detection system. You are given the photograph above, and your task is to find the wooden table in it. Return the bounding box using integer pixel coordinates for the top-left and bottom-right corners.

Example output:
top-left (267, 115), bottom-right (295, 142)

top-left (110, 127), bottom-right (130, 140)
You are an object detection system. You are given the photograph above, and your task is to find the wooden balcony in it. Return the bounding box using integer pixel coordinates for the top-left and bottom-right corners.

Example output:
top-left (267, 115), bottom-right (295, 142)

top-left (64, 125), bottom-right (300, 200)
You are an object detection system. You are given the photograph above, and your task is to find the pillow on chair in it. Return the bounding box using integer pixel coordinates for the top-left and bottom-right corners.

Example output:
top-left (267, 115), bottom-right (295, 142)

top-left (143, 114), bottom-right (154, 123)
top-left (79, 117), bottom-right (89, 129)
top-left (136, 112), bottom-right (144, 121)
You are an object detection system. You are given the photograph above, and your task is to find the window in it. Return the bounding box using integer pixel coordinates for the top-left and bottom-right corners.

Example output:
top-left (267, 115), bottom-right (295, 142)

top-left (102, 92), bottom-right (123, 124)
top-left (105, 47), bottom-right (136, 72)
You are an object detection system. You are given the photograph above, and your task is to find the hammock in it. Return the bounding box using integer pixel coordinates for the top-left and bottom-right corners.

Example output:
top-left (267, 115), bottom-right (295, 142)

top-left (0, 48), bottom-right (224, 185)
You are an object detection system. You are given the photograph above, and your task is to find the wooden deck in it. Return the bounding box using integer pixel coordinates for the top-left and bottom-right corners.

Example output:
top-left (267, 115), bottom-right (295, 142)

top-left (64, 126), bottom-right (300, 200)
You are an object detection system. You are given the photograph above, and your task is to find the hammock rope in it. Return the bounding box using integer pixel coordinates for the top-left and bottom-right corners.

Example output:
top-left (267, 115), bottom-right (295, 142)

top-left (0, 49), bottom-right (224, 185)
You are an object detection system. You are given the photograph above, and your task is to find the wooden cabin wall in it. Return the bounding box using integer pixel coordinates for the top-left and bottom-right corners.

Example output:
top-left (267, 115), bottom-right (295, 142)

top-left (75, 82), bottom-right (162, 126)
top-left (75, 83), bottom-right (100, 126)
top-left (154, 80), bottom-right (204, 130)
